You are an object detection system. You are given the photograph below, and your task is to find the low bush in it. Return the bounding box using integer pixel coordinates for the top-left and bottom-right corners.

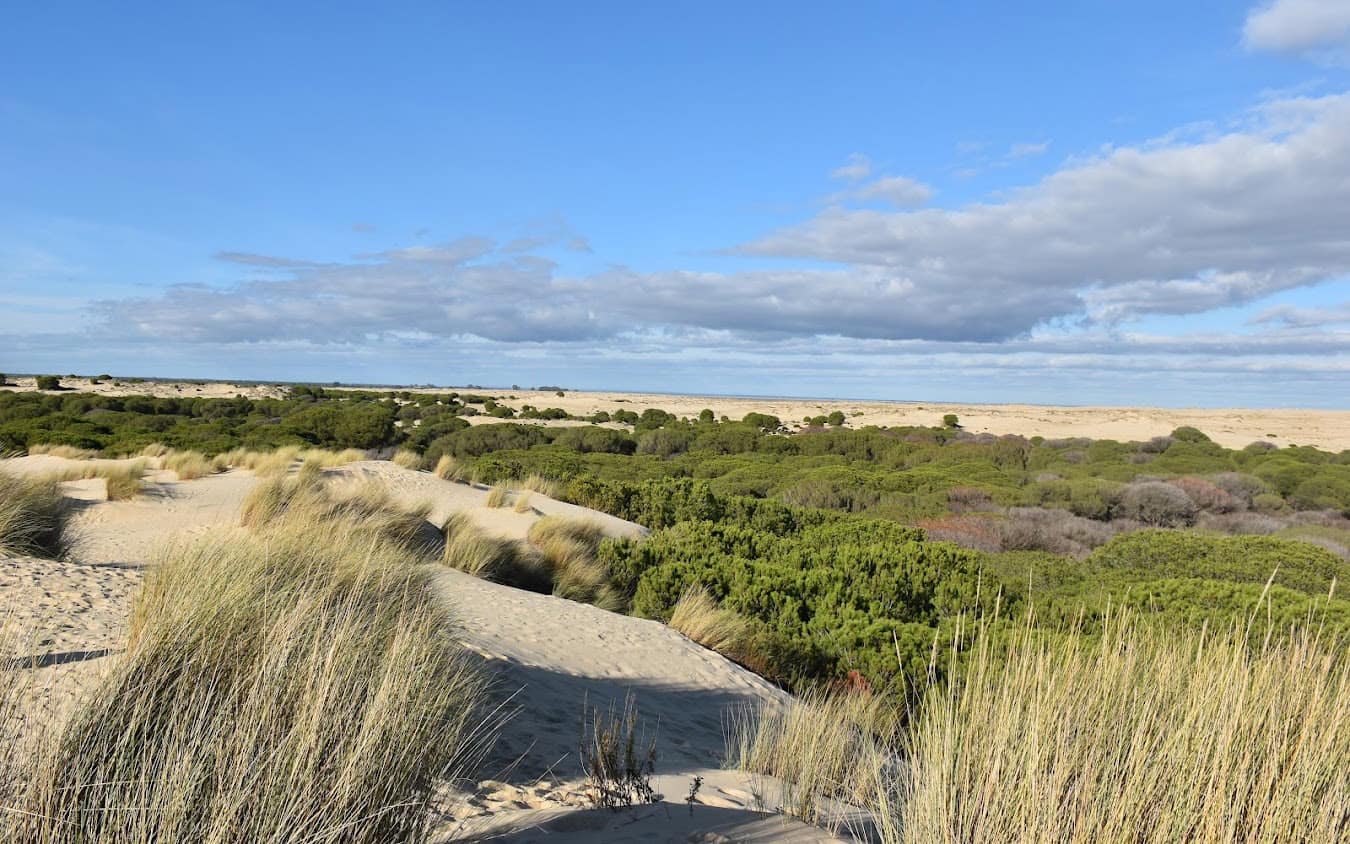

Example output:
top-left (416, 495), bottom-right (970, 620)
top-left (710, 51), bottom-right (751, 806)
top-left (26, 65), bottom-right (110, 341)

top-left (1117, 481), bottom-right (1198, 526)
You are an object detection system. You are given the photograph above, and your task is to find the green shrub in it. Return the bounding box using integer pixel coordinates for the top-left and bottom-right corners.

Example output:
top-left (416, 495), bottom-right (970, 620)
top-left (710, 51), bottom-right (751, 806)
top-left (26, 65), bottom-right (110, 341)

top-left (35, 375), bottom-right (61, 390)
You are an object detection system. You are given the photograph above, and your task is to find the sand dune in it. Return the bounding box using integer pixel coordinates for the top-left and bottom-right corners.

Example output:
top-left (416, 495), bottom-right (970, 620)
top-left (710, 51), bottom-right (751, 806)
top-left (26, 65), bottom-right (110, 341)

top-left (0, 457), bottom-right (844, 841)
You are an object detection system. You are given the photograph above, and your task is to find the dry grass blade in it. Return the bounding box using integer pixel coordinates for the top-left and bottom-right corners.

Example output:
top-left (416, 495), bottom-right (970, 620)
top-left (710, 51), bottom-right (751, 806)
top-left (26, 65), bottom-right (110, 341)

top-left (485, 484), bottom-right (511, 508)
top-left (729, 689), bottom-right (899, 829)
top-left (668, 586), bottom-right (752, 657)
top-left (0, 471), bottom-right (70, 557)
top-left (888, 611), bottom-right (1350, 843)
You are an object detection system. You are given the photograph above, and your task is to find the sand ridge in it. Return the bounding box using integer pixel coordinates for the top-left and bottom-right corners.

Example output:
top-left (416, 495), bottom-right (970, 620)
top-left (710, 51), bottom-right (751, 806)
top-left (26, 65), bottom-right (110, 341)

top-left (0, 456), bottom-right (844, 842)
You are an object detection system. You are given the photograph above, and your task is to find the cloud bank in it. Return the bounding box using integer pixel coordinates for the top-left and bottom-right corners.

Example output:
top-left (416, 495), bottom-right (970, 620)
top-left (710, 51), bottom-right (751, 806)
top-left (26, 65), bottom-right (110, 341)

top-left (92, 93), bottom-right (1350, 352)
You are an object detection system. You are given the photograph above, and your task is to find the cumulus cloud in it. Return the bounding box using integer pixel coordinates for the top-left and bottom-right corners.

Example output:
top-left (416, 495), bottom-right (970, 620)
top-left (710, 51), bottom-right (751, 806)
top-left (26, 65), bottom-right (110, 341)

top-left (742, 93), bottom-right (1350, 332)
top-left (1244, 0), bottom-right (1350, 55)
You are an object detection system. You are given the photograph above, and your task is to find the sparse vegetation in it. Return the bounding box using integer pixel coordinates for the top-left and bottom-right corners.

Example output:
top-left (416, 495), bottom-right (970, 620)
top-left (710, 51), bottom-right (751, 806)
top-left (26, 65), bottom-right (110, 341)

top-left (0, 471), bottom-right (69, 557)
top-left (485, 484), bottom-right (511, 508)
top-left (393, 448), bottom-right (423, 470)
top-left (2, 480), bottom-right (491, 841)
top-left (580, 693), bottom-right (659, 811)
top-left (667, 585), bottom-right (752, 659)
top-left (162, 449), bottom-right (216, 480)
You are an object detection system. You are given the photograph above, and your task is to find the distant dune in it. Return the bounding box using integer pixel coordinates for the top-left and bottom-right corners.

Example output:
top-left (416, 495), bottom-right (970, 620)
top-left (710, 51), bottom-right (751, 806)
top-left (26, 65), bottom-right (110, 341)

top-left (8, 376), bottom-right (1347, 450)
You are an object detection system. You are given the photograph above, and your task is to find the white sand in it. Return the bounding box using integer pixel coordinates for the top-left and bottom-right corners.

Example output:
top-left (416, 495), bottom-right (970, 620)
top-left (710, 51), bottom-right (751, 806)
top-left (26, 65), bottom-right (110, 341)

top-left (0, 457), bottom-right (846, 841)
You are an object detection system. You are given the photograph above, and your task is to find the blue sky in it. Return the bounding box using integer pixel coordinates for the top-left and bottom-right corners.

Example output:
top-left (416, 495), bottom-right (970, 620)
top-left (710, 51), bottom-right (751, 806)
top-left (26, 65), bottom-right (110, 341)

top-left (4, 0), bottom-right (1350, 407)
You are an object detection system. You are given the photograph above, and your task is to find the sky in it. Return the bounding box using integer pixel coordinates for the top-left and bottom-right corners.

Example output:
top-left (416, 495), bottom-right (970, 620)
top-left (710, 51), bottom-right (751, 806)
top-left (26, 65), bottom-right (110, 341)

top-left (3, 0), bottom-right (1350, 408)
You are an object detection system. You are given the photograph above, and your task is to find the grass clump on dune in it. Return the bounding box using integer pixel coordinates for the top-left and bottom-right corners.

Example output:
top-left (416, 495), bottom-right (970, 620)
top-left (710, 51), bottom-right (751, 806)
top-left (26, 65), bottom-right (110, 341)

top-left (393, 449), bottom-right (423, 470)
top-left (162, 449), bottom-right (216, 480)
top-left (434, 454), bottom-right (465, 482)
top-left (485, 484), bottom-right (511, 508)
top-left (26, 444), bottom-right (98, 460)
top-left (527, 516), bottom-right (623, 610)
top-left (668, 585), bottom-right (753, 659)
top-left (888, 613), bottom-right (1350, 843)
top-left (736, 608), bottom-right (1350, 843)
top-left (241, 474), bottom-right (439, 557)
top-left (729, 688), bottom-right (898, 828)
top-left (37, 459), bottom-right (148, 501)
top-left (441, 512), bottom-right (552, 593)
top-left (0, 471), bottom-right (69, 557)
top-left (5, 492), bottom-right (491, 842)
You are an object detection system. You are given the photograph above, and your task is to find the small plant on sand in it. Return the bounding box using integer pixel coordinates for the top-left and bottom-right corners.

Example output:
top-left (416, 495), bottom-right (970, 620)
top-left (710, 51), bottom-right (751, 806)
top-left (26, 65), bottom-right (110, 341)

top-left (512, 492), bottom-right (534, 513)
top-left (433, 454), bottom-right (465, 482)
top-left (99, 463), bottom-right (145, 500)
top-left (668, 585), bottom-right (752, 659)
top-left (580, 693), bottom-right (659, 812)
top-left (393, 449), bottom-right (423, 470)
top-left (163, 449), bottom-right (216, 480)
top-left (485, 484), bottom-right (511, 508)
top-left (34, 375), bottom-right (61, 391)
top-left (0, 471), bottom-right (69, 557)
top-left (441, 512), bottom-right (552, 592)
top-left (520, 473), bottom-right (561, 498)
top-left (527, 516), bottom-right (622, 609)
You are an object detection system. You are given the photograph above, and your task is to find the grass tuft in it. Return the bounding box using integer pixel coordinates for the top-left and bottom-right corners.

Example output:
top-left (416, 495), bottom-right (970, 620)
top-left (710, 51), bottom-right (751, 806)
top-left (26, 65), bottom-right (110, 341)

top-left (163, 450), bottom-right (216, 480)
top-left (26, 444), bottom-right (98, 459)
top-left (0, 471), bottom-right (70, 557)
top-left (6, 494), bottom-right (492, 842)
top-left (393, 449), bottom-right (424, 470)
top-left (668, 586), bottom-right (753, 658)
top-left (485, 484), bottom-right (511, 508)
top-left (433, 454), bottom-right (465, 482)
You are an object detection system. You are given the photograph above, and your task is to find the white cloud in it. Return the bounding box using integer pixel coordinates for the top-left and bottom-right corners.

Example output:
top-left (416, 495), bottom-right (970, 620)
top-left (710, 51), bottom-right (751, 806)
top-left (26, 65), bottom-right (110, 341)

top-left (741, 93), bottom-right (1350, 332)
top-left (1244, 0), bottom-right (1350, 55)
top-left (830, 153), bottom-right (872, 181)
top-left (830, 174), bottom-right (934, 208)
top-left (50, 91), bottom-right (1350, 398)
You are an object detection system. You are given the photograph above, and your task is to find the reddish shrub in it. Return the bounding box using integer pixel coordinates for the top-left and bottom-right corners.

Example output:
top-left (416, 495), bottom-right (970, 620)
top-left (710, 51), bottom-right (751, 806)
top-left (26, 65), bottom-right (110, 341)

top-left (1168, 477), bottom-right (1236, 513)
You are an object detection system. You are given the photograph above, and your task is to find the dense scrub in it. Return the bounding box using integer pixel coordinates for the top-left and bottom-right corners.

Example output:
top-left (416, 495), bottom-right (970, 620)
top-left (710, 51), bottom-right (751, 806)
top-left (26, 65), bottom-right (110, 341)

top-left (574, 478), bottom-right (1350, 694)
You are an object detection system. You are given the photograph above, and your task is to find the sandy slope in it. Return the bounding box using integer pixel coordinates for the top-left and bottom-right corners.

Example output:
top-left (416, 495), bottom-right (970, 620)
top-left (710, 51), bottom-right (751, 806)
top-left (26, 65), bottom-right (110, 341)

top-left (0, 458), bottom-right (845, 842)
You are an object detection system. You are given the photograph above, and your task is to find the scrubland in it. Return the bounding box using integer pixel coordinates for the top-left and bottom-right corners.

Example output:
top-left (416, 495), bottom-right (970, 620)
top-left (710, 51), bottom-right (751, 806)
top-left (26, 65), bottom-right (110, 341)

top-left (2, 383), bottom-right (1347, 840)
